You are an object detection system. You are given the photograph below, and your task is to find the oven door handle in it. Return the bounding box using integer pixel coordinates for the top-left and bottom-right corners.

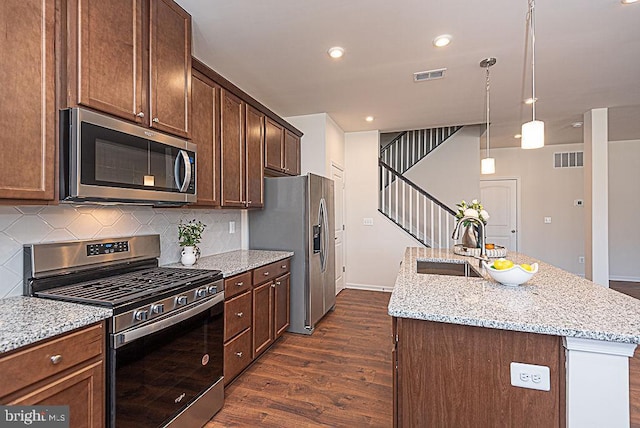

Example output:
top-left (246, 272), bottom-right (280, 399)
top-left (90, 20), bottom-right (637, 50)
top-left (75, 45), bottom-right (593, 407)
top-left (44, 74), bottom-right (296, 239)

top-left (174, 150), bottom-right (192, 192)
top-left (114, 293), bottom-right (224, 349)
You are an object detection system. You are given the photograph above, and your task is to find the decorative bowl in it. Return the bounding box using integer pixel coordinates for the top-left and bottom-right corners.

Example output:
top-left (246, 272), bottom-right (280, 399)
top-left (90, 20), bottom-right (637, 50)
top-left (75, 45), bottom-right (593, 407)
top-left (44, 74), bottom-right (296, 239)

top-left (482, 261), bottom-right (538, 286)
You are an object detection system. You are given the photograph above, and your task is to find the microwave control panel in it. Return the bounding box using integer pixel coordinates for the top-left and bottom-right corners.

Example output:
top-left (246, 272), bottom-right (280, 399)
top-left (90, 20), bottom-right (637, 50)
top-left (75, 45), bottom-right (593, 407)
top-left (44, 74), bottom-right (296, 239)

top-left (87, 241), bottom-right (129, 256)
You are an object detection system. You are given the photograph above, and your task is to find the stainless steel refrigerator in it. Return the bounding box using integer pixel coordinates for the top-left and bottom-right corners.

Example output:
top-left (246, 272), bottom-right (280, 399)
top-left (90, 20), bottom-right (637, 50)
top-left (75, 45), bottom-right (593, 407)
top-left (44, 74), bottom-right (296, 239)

top-left (249, 173), bottom-right (336, 335)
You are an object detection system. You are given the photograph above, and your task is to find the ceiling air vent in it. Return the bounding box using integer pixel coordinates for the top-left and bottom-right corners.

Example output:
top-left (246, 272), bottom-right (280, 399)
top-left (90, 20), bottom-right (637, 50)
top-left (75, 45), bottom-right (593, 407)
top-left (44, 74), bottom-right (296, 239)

top-left (413, 68), bottom-right (447, 82)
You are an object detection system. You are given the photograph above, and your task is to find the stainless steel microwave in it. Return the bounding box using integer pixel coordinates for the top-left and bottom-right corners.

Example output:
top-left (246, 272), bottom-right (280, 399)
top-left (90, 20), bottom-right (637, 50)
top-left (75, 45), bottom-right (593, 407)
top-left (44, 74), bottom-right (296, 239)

top-left (60, 108), bottom-right (196, 205)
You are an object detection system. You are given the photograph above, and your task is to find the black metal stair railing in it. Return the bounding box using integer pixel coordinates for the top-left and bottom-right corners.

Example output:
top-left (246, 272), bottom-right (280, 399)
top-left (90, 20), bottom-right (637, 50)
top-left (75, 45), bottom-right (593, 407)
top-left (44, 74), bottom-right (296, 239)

top-left (378, 160), bottom-right (457, 248)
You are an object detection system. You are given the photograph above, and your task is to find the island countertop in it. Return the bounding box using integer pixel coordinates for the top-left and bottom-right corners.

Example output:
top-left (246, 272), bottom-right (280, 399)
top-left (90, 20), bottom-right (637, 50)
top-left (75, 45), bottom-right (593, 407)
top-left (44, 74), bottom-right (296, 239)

top-left (164, 249), bottom-right (294, 277)
top-left (388, 247), bottom-right (640, 344)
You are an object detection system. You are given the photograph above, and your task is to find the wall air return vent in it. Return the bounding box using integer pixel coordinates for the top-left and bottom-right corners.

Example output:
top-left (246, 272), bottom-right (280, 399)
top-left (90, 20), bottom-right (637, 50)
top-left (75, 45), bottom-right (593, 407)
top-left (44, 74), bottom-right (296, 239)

top-left (413, 68), bottom-right (447, 82)
top-left (554, 151), bottom-right (584, 168)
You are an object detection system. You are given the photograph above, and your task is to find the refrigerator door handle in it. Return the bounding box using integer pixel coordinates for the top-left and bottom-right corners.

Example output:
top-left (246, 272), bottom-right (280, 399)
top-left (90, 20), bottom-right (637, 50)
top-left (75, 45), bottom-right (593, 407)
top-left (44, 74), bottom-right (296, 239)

top-left (319, 198), bottom-right (329, 273)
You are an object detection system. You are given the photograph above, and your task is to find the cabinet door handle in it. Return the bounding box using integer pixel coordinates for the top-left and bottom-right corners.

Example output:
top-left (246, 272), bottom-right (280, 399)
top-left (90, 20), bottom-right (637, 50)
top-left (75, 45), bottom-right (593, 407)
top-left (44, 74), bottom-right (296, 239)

top-left (275, 281), bottom-right (281, 286)
top-left (271, 283), bottom-right (276, 288)
top-left (281, 265), bottom-right (287, 269)
top-left (263, 272), bottom-right (269, 276)
top-left (236, 281), bottom-right (244, 286)
top-left (136, 112), bottom-right (145, 118)
top-left (152, 117), bottom-right (159, 123)
top-left (235, 351), bottom-right (243, 358)
top-left (50, 354), bottom-right (63, 365)
top-left (236, 312), bottom-right (244, 318)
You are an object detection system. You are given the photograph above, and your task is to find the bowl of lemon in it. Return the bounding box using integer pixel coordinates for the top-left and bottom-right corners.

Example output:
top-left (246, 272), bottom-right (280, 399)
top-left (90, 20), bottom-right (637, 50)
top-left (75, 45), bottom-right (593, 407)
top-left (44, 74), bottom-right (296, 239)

top-left (482, 258), bottom-right (538, 286)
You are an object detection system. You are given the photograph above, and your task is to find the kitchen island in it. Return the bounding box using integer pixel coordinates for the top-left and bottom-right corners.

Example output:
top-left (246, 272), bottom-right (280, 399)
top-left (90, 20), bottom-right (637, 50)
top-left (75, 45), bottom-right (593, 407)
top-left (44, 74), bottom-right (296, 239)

top-left (389, 247), bottom-right (640, 428)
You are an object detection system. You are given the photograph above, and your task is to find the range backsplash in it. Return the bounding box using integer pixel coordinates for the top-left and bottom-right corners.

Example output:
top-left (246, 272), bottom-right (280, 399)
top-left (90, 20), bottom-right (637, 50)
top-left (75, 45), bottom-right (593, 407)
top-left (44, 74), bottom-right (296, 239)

top-left (0, 205), bottom-right (242, 298)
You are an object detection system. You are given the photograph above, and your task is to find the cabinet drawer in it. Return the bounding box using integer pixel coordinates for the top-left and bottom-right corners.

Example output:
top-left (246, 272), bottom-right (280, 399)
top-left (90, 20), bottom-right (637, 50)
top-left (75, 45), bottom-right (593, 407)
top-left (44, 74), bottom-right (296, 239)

top-left (224, 271), bottom-right (252, 299)
top-left (253, 258), bottom-right (290, 285)
top-left (0, 323), bottom-right (104, 398)
top-left (224, 291), bottom-right (252, 341)
top-left (223, 327), bottom-right (252, 385)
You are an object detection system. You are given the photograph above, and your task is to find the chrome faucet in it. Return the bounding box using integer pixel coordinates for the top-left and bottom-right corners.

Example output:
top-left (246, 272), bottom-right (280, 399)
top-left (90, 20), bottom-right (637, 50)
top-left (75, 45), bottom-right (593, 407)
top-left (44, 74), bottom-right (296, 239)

top-left (452, 216), bottom-right (487, 261)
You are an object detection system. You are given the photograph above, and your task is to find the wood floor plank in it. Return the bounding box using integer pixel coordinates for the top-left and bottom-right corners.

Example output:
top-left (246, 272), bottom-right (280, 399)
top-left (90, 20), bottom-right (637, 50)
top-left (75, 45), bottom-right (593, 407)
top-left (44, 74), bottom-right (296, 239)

top-left (206, 289), bottom-right (393, 427)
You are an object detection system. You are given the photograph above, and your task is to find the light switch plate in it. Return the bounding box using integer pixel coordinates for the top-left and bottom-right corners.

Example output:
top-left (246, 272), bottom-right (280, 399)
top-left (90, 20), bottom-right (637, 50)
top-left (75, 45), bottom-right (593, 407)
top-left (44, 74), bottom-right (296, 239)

top-left (363, 218), bottom-right (374, 226)
top-left (229, 221), bottom-right (235, 234)
top-left (510, 362), bottom-right (550, 391)
top-left (544, 217), bottom-right (552, 224)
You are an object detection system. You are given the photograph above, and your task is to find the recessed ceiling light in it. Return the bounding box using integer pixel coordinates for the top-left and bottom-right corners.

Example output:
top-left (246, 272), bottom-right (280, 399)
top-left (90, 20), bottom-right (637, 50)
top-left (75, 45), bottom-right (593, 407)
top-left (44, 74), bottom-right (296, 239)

top-left (365, 116), bottom-right (374, 122)
top-left (514, 134), bottom-right (522, 139)
top-left (433, 35), bottom-right (452, 48)
top-left (524, 97), bottom-right (537, 105)
top-left (571, 121), bottom-right (583, 128)
top-left (621, 0), bottom-right (638, 4)
top-left (327, 46), bottom-right (344, 59)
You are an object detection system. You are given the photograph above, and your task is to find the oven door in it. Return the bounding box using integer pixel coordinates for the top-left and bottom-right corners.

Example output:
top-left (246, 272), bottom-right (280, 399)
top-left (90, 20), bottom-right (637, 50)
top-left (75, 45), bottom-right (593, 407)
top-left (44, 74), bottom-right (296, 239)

top-left (110, 294), bottom-right (224, 428)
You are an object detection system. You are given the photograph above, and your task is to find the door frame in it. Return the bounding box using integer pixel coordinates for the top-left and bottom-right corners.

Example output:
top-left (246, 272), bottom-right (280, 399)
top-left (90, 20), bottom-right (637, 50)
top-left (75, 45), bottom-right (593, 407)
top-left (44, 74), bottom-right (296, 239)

top-left (331, 161), bottom-right (346, 295)
top-left (479, 177), bottom-right (521, 252)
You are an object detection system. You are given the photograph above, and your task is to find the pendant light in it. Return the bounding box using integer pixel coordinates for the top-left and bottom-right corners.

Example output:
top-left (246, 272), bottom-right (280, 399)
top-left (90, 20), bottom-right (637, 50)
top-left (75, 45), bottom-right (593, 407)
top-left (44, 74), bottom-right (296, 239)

top-left (480, 57), bottom-right (496, 175)
top-left (521, 0), bottom-right (544, 149)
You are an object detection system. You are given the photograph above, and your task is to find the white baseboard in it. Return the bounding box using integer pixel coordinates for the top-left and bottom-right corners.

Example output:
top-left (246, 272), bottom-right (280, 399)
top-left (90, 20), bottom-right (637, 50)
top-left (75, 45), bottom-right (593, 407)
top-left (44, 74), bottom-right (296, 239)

top-left (345, 282), bottom-right (393, 293)
top-left (609, 276), bottom-right (640, 283)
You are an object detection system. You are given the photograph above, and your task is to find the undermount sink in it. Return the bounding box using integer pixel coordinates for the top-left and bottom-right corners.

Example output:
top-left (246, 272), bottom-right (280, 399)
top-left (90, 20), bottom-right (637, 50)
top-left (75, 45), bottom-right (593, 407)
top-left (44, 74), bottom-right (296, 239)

top-left (417, 260), bottom-right (482, 278)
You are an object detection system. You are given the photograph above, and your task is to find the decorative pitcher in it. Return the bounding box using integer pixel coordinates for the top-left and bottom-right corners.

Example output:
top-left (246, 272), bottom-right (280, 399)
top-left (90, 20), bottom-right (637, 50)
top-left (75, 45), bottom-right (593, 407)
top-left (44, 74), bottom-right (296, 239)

top-left (181, 246), bottom-right (197, 266)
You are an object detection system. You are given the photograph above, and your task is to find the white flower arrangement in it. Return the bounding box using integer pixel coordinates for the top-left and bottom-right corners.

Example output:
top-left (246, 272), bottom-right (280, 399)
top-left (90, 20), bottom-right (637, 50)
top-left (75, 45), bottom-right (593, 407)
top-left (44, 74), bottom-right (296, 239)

top-left (455, 199), bottom-right (490, 225)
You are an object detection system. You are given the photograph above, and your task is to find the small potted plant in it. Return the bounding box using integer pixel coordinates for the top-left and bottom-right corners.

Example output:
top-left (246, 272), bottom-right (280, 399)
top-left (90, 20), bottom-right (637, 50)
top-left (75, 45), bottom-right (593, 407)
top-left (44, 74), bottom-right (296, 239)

top-left (178, 219), bottom-right (206, 266)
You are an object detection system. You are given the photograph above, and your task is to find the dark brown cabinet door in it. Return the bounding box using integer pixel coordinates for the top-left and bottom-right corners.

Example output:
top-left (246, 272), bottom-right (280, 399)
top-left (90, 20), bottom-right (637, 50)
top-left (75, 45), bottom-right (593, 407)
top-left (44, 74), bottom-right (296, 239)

top-left (69, 0), bottom-right (144, 123)
top-left (220, 90), bottom-right (245, 207)
top-left (245, 105), bottom-right (264, 208)
top-left (192, 72), bottom-right (220, 206)
top-left (0, 0), bottom-right (55, 200)
top-left (265, 118), bottom-right (284, 171)
top-left (252, 281), bottom-right (274, 358)
top-left (284, 130), bottom-right (301, 176)
top-left (274, 273), bottom-right (290, 338)
top-left (150, 0), bottom-right (191, 138)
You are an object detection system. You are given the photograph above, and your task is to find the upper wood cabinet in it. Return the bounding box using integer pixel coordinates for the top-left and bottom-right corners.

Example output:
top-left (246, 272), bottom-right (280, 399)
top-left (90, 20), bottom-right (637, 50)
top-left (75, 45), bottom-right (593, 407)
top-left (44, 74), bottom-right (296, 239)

top-left (265, 118), bottom-right (300, 176)
top-left (191, 71), bottom-right (220, 207)
top-left (66, 0), bottom-right (191, 138)
top-left (245, 105), bottom-right (264, 209)
top-left (0, 0), bottom-right (56, 201)
top-left (149, 0), bottom-right (191, 137)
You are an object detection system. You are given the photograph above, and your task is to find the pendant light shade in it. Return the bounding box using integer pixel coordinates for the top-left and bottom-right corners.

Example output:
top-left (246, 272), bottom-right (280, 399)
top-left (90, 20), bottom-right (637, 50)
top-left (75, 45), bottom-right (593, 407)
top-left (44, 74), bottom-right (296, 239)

top-left (522, 0), bottom-right (544, 149)
top-left (521, 120), bottom-right (545, 149)
top-left (479, 57), bottom-right (496, 175)
top-left (481, 157), bottom-right (496, 174)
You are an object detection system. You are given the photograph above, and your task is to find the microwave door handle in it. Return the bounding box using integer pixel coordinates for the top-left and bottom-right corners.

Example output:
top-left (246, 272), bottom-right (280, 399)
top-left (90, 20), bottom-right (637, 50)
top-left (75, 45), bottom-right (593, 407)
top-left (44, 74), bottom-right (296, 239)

top-left (174, 150), bottom-right (191, 192)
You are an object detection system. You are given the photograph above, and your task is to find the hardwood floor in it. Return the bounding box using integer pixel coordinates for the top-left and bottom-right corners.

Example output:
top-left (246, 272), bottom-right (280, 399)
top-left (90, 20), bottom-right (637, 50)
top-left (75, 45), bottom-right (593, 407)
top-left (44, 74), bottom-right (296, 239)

top-left (610, 280), bottom-right (640, 300)
top-left (206, 289), bottom-right (392, 427)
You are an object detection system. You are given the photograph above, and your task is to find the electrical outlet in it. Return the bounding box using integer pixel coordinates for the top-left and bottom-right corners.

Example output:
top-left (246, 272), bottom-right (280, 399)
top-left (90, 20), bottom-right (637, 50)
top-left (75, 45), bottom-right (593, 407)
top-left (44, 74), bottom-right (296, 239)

top-left (510, 362), bottom-right (550, 391)
top-left (574, 199), bottom-right (584, 207)
top-left (229, 221), bottom-right (235, 234)
top-left (544, 217), bottom-right (552, 224)
top-left (578, 256), bottom-right (585, 264)
top-left (363, 218), bottom-right (374, 226)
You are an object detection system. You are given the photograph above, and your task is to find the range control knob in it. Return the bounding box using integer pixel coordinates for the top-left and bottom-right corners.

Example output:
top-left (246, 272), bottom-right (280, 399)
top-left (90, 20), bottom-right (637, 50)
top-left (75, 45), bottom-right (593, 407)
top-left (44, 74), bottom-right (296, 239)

top-left (151, 304), bottom-right (164, 315)
top-left (176, 296), bottom-right (188, 306)
top-left (196, 288), bottom-right (207, 298)
top-left (207, 286), bottom-right (217, 295)
top-left (134, 310), bottom-right (149, 321)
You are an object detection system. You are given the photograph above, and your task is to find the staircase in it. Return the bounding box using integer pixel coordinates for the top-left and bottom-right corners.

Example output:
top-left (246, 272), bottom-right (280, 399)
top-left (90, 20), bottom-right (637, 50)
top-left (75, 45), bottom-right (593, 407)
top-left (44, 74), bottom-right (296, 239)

top-left (378, 126), bottom-right (462, 248)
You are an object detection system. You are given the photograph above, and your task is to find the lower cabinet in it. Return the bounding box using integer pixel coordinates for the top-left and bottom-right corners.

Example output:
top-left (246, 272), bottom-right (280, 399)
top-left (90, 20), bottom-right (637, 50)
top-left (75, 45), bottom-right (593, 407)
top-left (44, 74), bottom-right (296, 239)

top-left (223, 258), bottom-right (291, 386)
top-left (0, 322), bottom-right (105, 428)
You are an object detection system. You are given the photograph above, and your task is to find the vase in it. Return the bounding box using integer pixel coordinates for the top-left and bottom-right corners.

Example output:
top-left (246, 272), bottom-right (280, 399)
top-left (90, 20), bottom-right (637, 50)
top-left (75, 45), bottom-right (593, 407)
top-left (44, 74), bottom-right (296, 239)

top-left (461, 224), bottom-right (479, 248)
top-left (181, 246), bottom-right (197, 266)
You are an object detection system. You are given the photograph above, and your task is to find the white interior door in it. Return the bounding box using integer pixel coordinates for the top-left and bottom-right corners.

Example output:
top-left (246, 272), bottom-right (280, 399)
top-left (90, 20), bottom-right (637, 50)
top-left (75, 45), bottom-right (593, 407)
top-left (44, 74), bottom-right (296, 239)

top-left (331, 164), bottom-right (345, 294)
top-left (480, 179), bottom-right (518, 251)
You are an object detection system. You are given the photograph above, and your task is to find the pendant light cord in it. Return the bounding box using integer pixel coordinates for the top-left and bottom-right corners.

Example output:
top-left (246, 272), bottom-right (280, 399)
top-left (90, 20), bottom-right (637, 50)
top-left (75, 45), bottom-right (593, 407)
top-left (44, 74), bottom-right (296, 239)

top-left (485, 66), bottom-right (491, 157)
top-left (529, 0), bottom-right (536, 122)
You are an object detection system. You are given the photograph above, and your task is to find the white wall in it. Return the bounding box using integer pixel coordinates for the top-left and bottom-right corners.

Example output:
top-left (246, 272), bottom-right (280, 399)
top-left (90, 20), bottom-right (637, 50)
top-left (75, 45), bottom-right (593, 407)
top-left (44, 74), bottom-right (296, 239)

top-left (490, 143), bottom-right (585, 274)
top-left (608, 139), bottom-right (640, 281)
top-left (404, 126), bottom-right (481, 210)
top-left (285, 113), bottom-right (326, 177)
top-left (344, 131), bottom-right (419, 290)
top-left (325, 114), bottom-right (345, 171)
top-left (0, 205), bottom-right (242, 297)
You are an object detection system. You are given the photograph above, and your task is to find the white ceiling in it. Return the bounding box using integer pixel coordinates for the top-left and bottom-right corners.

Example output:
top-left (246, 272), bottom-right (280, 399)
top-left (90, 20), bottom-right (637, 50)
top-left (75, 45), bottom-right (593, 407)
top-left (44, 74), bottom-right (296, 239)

top-left (175, 0), bottom-right (640, 148)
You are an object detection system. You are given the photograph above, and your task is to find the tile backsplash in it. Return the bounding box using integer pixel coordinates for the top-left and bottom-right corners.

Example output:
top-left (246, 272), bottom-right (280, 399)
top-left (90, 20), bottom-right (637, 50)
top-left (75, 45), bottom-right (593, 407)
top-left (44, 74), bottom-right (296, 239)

top-left (0, 205), bottom-right (243, 298)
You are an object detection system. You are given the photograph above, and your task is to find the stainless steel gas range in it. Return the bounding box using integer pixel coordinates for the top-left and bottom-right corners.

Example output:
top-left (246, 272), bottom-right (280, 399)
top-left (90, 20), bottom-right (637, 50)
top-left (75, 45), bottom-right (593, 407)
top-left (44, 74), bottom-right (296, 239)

top-left (23, 235), bottom-right (224, 428)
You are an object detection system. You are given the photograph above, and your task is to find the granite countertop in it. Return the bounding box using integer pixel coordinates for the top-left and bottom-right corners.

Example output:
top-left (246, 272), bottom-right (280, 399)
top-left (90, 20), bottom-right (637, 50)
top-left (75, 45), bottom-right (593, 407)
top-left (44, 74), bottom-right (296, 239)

top-left (165, 249), bottom-right (294, 277)
top-left (388, 247), bottom-right (640, 344)
top-left (0, 297), bottom-right (112, 355)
